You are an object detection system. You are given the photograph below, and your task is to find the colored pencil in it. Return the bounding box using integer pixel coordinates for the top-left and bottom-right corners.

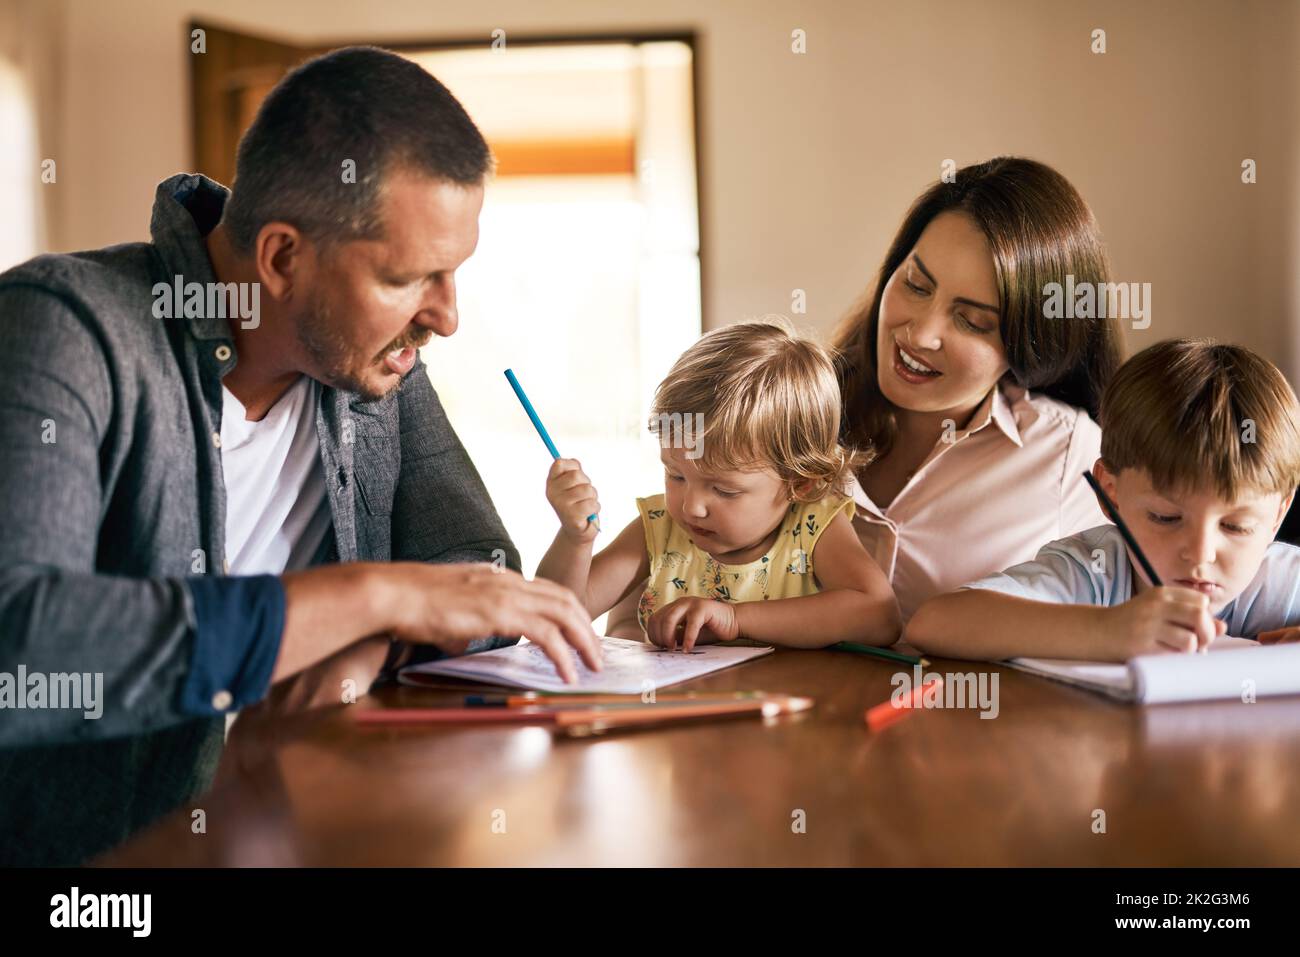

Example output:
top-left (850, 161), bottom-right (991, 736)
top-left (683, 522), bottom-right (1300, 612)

top-left (465, 690), bottom-right (765, 707)
top-left (505, 368), bottom-right (598, 525)
top-left (1082, 471), bottom-right (1162, 585)
top-left (865, 677), bottom-right (943, 732)
top-left (832, 641), bottom-right (929, 667)
top-left (355, 694), bottom-right (814, 734)
top-left (555, 695), bottom-right (814, 737)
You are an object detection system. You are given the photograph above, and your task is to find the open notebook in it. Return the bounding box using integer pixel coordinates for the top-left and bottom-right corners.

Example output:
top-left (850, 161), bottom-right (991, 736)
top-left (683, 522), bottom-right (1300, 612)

top-left (399, 636), bottom-right (774, 695)
top-left (1007, 636), bottom-right (1300, 704)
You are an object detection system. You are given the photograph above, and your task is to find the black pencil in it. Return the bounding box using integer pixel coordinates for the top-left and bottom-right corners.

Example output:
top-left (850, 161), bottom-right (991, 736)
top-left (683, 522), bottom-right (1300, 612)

top-left (1082, 471), bottom-right (1163, 586)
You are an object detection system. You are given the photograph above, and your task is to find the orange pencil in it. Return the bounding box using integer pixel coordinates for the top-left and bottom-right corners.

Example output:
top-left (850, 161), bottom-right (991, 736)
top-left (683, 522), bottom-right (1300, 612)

top-left (556, 695), bottom-right (814, 737)
top-left (865, 677), bottom-right (943, 731)
top-left (471, 691), bottom-right (764, 708)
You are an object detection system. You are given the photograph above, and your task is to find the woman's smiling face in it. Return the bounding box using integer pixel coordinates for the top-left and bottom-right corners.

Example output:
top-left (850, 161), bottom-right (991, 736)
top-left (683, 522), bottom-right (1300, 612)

top-left (875, 210), bottom-right (1011, 419)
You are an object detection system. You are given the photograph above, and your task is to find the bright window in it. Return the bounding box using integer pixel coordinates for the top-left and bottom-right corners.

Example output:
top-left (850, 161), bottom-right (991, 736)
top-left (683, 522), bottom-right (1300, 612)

top-left (410, 41), bottom-right (701, 629)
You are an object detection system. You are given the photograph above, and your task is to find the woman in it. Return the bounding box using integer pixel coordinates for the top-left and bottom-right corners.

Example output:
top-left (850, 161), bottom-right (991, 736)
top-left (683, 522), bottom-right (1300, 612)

top-left (834, 156), bottom-right (1123, 622)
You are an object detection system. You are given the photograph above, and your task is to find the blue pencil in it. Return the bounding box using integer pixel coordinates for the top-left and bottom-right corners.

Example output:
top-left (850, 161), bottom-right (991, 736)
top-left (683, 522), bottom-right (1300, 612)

top-left (505, 368), bottom-right (598, 527)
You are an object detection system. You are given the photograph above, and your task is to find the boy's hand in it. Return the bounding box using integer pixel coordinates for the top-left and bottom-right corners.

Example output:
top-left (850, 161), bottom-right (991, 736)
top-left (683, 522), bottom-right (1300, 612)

top-left (546, 458), bottom-right (600, 544)
top-left (646, 597), bottom-right (739, 652)
top-left (1106, 586), bottom-right (1225, 659)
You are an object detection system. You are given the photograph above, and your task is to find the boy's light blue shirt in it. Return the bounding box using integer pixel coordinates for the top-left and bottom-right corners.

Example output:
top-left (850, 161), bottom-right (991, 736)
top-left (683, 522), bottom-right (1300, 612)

top-left (963, 524), bottom-right (1300, 637)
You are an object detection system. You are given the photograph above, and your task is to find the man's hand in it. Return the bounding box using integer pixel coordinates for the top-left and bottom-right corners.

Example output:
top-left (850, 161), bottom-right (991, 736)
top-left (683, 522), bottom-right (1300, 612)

top-left (280, 562), bottom-right (603, 685)
top-left (382, 563), bottom-right (604, 683)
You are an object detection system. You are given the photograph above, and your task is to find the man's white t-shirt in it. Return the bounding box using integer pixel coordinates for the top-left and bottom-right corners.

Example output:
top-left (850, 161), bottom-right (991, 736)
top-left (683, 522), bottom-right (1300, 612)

top-left (220, 375), bottom-right (332, 577)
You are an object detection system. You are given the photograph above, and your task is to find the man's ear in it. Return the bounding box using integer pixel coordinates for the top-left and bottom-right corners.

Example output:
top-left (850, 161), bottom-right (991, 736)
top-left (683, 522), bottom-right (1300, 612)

top-left (253, 221), bottom-right (311, 302)
top-left (1272, 489), bottom-right (1295, 536)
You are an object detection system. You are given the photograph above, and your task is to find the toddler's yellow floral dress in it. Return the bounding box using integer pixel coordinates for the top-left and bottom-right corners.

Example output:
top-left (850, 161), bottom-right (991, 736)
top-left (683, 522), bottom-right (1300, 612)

top-left (634, 491), bottom-right (854, 634)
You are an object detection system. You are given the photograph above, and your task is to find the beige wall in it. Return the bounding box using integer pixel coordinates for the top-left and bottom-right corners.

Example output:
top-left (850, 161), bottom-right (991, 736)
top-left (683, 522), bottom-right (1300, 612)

top-left (39, 0), bottom-right (1300, 377)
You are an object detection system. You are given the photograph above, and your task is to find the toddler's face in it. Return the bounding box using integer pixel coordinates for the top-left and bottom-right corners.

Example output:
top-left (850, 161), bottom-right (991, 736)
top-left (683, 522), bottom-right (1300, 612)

top-left (660, 446), bottom-right (792, 563)
top-left (1094, 460), bottom-right (1292, 614)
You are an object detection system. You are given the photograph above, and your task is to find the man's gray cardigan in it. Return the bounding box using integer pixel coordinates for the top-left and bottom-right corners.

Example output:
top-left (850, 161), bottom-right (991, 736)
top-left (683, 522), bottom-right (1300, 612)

top-left (0, 174), bottom-right (520, 865)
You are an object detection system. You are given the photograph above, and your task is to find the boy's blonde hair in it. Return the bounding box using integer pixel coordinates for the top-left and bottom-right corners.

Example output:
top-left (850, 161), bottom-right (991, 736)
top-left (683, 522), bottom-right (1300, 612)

top-left (1100, 338), bottom-right (1300, 499)
top-left (648, 319), bottom-right (870, 502)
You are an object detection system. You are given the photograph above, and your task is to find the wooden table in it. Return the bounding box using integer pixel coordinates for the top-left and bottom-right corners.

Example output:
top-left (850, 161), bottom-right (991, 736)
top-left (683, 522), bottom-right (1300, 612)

top-left (98, 648), bottom-right (1300, 866)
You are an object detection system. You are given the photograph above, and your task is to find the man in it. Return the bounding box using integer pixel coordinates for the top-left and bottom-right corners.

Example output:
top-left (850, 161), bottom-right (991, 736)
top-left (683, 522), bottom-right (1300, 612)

top-left (0, 46), bottom-right (602, 866)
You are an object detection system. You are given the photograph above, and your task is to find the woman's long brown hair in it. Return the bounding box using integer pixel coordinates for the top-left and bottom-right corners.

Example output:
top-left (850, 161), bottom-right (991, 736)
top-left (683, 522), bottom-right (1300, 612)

top-left (833, 156), bottom-right (1123, 459)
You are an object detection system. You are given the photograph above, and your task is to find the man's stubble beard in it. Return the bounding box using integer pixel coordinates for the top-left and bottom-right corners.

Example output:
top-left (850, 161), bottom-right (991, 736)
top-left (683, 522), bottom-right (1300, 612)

top-left (296, 288), bottom-right (403, 403)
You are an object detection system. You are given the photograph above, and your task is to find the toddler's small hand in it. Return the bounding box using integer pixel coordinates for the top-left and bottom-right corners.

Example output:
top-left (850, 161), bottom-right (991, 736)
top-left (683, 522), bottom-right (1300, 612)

top-left (646, 597), bottom-right (739, 652)
top-left (546, 458), bottom-right (600, 543)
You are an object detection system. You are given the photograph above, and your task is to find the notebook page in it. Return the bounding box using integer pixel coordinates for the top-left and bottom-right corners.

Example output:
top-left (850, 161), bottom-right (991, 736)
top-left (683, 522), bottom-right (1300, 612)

top-left (399, 636), bottom-right (774, 694)
top-left (1006, 636), bottom-right (1266, 703)
top-left (1132, 639), bottom-right (1300, 703)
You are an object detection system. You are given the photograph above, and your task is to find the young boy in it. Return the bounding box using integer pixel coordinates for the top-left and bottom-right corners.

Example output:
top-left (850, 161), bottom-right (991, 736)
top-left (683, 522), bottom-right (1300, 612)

top-left (907, 338), bottom-right (1300, 661)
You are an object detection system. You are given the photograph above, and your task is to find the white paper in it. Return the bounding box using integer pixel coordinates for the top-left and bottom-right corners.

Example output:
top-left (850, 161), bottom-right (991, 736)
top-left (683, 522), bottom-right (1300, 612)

top-left (398, 636), bottom-right (775, 694)
top-left (1007, 636), bottom-right (1300, 704)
